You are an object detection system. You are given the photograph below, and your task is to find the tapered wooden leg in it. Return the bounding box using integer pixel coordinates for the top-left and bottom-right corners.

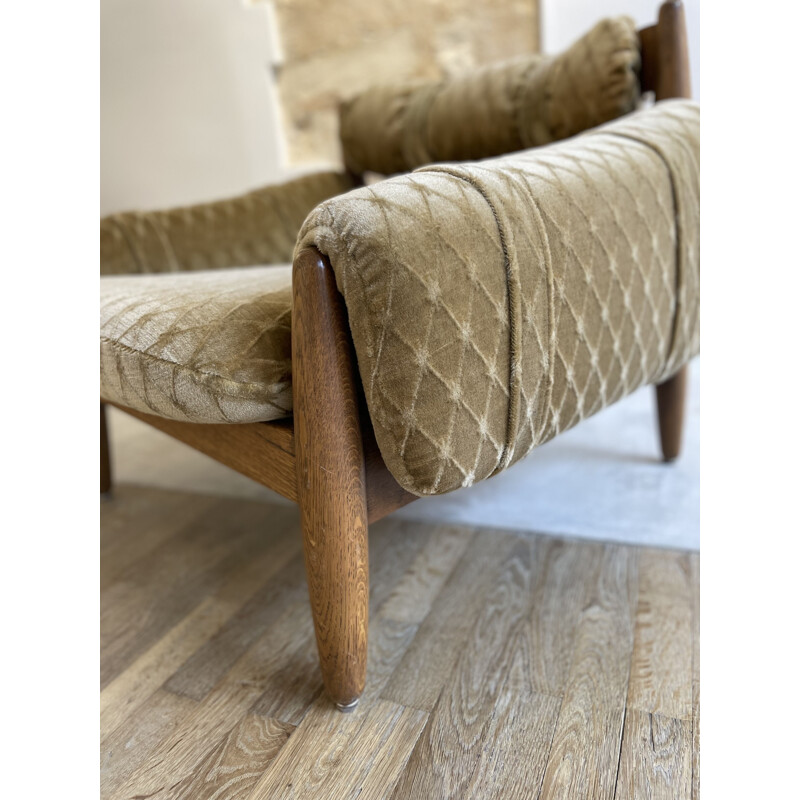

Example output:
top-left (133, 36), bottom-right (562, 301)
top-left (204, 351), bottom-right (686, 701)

top-left (101, 402), bottom-right (112, 494)
top-left (292, 247), bottom-right (369, 711)
top-left (655, 365), bottom-right (688, 462)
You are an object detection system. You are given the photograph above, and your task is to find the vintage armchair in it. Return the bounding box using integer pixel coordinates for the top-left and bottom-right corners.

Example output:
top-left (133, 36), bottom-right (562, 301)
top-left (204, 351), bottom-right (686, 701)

top-left (100, 2), bottom-right (698, 710)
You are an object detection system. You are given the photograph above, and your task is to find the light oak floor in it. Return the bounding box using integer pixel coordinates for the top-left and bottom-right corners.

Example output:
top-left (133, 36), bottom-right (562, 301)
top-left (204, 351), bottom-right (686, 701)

top-left (101, 484), bottom-right (699, 800)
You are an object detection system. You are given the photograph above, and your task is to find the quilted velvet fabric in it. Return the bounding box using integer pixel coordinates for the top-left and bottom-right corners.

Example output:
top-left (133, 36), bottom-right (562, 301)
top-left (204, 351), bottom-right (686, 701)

top-left (100, 266), bottom-right (293, 423)
top-left (100, 171), bottom-right (355, 276)
top-left (339, 17), bottom-right (640, 176)
top-left (297, 100), bottom-right (700, 496)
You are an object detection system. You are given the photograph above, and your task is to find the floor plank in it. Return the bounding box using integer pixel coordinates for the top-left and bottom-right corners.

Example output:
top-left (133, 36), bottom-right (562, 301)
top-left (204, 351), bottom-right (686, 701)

top-left (171, 713), bottom-right (295, 800)
top-left (627, 549), bottom-right (693, 721)
top-left (110, 599), bottom-right (314, 800)
top-left (539, 545), bottom-right (639, 800)
top-left (615, 710), bottom-right (692, 799)
top-left (100, 486), bottom-right (217, 589)
top-left (381, 530), bottom-right (520, 712)
top-left (101, 520), bottom-right (299, 738)
top-left (690, 553), bottom-right (700, 800)
top-left (100, 486), bottom-right (699, 800)
top-left (101, 498), bottom-right (294, 689)
top-left (249, 699), bottom-right (427, 800)
top-left (101, 688), bottom-right (199, 798)
top-left (391, 537), bottom-right (558, 799)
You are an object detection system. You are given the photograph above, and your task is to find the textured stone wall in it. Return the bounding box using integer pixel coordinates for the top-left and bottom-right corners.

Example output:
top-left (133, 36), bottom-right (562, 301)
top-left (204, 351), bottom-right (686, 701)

top-left (268, 0), bottom-right (540, 167)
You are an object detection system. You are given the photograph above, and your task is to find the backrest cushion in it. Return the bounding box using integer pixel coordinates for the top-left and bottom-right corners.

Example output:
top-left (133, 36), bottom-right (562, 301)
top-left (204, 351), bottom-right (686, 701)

top-left (339, 17), bottom-right (640, 175)
top-left (100, 170), bottom-right (355, 275)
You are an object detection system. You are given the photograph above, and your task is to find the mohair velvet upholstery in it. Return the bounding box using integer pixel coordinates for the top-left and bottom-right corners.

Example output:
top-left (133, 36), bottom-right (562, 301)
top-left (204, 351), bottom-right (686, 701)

top-left (100, 171), bottom-right (354, 276)
top-left (100, 265), bottom-right (293, 423)
top-left (297, 100), bottom-right (700, 496)
top-left (99, 102), bottom-right (699, 491)
top-left (339, 17), bottom-right (640, 176)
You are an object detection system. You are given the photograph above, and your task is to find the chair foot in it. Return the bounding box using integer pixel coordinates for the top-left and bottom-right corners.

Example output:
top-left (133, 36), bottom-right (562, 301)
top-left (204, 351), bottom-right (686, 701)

top-left (335, 698), bottom-right (360, 713)
top-left (655, 365), bottom-right (688, 462)
top-left (101, 402), bottom-right (112, 494)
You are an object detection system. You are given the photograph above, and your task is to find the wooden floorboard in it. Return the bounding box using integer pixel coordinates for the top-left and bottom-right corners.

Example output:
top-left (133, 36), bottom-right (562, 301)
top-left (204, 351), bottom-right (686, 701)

top-left (101, 485), bottom-right (699, 800)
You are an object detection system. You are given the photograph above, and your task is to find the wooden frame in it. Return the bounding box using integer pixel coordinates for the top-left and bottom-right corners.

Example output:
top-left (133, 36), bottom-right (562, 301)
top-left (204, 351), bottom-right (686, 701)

top-left (101, 0), bottom-right (692, 710)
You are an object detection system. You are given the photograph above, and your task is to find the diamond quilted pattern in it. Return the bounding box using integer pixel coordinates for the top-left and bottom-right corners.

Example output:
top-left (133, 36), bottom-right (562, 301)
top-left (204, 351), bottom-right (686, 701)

top-left (298, 100), bottom-right (700, 496)
top-left (100, 171), bottom-right (354, 276)
top-left (100, 265), bottom-right (293, 423)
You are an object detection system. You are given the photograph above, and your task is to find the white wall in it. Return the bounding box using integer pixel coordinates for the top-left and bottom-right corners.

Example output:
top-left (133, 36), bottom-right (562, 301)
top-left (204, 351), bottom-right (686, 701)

top-left (101, 0), bottom-right (283, 215)
top-left (101, 1), bottom-right (700, 216)
top-left (541, 0), bottom-right (699, 101)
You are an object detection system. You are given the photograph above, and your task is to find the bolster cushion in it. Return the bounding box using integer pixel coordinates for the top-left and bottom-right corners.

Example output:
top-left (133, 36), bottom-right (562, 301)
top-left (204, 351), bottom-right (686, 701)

top-left (339, 17), bottom-right (640, 175)
top-left (298, 100), bottom-right (700, 497)
top-left (100, 170), bottom-right (355, 276)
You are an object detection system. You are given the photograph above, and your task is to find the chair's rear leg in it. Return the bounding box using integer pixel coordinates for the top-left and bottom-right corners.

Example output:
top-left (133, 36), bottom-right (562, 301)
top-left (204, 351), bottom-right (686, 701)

top-left (292, 247), bottom-right (369, 711)
top-left (655, 365), bottom-right (688, 462)
top-left (101, 402), bottom-right (112, 494)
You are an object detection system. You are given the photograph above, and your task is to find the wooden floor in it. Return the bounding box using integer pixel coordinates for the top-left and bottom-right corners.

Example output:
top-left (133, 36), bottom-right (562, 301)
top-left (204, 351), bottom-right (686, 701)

top-left (101, 484), bottom-right (699, 800)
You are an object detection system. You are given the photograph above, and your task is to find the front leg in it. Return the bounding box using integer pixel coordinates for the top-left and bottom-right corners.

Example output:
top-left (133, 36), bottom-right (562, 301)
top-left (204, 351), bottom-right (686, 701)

top-left (292, 247), bottom-right (369, 710)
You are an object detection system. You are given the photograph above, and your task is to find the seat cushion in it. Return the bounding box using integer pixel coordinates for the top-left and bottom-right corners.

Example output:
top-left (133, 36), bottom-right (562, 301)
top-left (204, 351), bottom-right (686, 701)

top-left (100, 265), bottom-right (293, 424)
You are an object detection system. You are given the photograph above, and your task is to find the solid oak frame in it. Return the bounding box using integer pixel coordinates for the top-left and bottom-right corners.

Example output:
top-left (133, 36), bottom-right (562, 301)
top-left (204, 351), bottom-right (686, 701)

top-left (100, 1), bottom-right (693, 710)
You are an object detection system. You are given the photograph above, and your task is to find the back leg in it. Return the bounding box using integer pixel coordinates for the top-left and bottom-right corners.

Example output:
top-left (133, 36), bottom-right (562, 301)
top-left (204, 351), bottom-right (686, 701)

top-left (655, 365), bottom-right (688, 462)
top-left (101, 402), bottom-right (112, 494)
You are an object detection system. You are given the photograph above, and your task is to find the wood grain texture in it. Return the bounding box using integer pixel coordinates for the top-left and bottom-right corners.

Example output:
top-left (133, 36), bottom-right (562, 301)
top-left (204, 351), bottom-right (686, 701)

top-left (164, 549), bottom-right (307, 702)
top-left (382, 530), bottom-right (520, 711)
top-left (615, 710), bottom-right (692, 799)
top-left (100, 497), bottom-right (275, 689)
top-left (391, 537), bottom-right (556, 799)
top-left (250, 698), bottom-right (427, 800)
top-left (100, 486), bottom-right (216, 590)
top-left (690, 553), bottom-right (700, 800)
top-left (379, 523), bottom-right (476, 624)
top-left (101, 688), bottom-right (199, 798)
top-left (627, 549), bottom-right (693, 720)
top-left (246, 611), bottom-right (424, 799)
top-left (292, 247), bottom-right (370, 708)
top-left (510, 539), bottom-right (604, 697)
top-left (101, 509), bottom-right (299, 737)
top-left (171, 714), bottom-right (295, 800)
top-left (108, 402), bottom-right (299, 502)
top-left (112, 599), bottom-right (314, 800)
top-left (101, 486), bottom-right (698, 799)
top-left (539, 545), bottom-right (639, 800)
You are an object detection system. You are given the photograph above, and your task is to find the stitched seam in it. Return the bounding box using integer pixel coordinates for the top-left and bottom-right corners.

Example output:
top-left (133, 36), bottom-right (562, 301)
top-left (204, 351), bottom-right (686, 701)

top-left (602, 129), bottom-right (683, 380)
top-left (100, 335), bottom-right (290, 398)
top-left (298, 208), bottom-right (424, 495)
top-left (419, 166), bottom-right (521, 475)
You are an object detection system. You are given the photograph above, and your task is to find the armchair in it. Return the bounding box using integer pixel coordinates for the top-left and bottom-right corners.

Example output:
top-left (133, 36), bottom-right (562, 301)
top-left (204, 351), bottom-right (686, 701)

top-left (100, 1), bottom-right (698, 711)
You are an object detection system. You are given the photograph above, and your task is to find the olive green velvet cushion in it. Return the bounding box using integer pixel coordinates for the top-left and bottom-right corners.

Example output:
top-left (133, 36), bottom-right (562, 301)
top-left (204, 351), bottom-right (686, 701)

top-left (100, 266), bottom-right (293, 423)
top-left (339, 17), bottom-right (641, 175)
top-left (298, 100), bottom-right (700, 496)
top-left (99, 102), bottom-right (699, 495)
top-left (100, 171), bottom-right (355, 276)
